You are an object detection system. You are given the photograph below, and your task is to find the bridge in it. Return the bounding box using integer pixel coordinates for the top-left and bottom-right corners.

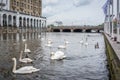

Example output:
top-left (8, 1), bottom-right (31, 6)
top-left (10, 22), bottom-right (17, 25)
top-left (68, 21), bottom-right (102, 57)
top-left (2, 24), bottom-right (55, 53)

top-left (47, 26), bottom-right (103, 33)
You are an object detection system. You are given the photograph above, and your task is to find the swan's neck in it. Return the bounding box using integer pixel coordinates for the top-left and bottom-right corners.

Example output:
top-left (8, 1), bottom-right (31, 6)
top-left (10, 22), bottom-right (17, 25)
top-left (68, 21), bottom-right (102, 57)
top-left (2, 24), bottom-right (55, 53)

top-left (19, 52), bottom-right (23, 60)
top-left (64, 43), bottom-right (67, 46)
top-left (50, 52), bottom-right (55, 58)
top-left (25, 44), bottom-right (27, 49)
top-left (13, 59), bottom-right (17, 72)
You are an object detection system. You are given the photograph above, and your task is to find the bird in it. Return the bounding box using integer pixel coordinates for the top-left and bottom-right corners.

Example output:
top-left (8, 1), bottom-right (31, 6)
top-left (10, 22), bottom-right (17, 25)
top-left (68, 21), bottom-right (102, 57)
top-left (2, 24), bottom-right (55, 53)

top-left (19, 51), bottom-right (33, 63)
top-left (45, 43), bottom-right (52, 47)
top-left (38, 35), bottom-right (41, 38)
top-left (84, 42), bottom-right (88, 46)
top-left (58, 41), bottom-right (67, 49)
top-left (47, 39), bottom-right (53, 44)
top-left (12, 58), bottom-right (40, 74)
top-left (24, 43), bottom-right (31, 53)
top-left (95, 42), bottom-right (99, 49)
top-left (50, 51), bottom-right (66, 60)
top-left (64, 39), bottom-right (70, 44)
top-left (79, 40), bottom-right (83, 44)
top-left (22, 39), bottom-right (26, 42)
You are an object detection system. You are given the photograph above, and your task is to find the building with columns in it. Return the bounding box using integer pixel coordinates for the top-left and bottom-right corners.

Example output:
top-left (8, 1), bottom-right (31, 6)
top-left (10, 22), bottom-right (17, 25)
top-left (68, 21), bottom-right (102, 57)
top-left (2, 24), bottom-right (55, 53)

top-left (0, 0), bottom-right (46, 33)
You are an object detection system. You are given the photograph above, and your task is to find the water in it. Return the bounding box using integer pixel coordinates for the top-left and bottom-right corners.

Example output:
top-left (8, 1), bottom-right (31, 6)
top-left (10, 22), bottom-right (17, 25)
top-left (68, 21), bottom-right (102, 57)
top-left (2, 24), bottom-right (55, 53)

top-left (0, 33), bottom-right (109, 80)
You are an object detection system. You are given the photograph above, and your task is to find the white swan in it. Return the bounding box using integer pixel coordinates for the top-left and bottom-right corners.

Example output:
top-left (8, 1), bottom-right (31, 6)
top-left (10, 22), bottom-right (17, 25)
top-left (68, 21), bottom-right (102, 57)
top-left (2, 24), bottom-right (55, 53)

top-left (58, 43), bottom-right (67, 49)
top-left (45, 43), bottom-right (52, 47)
top-left (47, 39), bottom-right (53, 44)
top-left (80, 40), bottom-right (83, 44)
top-left (50, 51), bottom-right (66, 60)
top-left (22, 39), bottom-right (26, 42)
top-left (64, 39), bottom-right (70, 44)
top-left (12, 58), bottom-right (40, 74)
top-left (84, 42), bottom-right (88, 46)
top-left (19, 51), bottom-right (33, 63)
top-left (24, 43), bottom-right (31, 53)
top-left (38, 35), bottom-right (41, 38)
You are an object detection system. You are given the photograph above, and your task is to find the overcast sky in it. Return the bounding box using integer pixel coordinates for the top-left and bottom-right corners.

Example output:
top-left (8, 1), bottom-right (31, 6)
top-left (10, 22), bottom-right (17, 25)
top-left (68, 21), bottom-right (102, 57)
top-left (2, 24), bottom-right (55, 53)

top-left (42, 0), bottom-right (108, 26)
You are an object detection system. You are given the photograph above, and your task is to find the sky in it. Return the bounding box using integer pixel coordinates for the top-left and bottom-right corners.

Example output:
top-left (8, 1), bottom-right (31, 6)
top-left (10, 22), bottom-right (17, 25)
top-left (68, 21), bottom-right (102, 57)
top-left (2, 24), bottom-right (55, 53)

top-left (42, 0), bottom-right (108, 26)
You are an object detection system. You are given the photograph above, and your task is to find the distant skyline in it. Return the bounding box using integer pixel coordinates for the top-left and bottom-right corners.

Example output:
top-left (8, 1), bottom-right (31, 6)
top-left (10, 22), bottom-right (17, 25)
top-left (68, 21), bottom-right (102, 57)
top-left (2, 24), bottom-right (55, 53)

top-left (42, 0), bottom-right (116, 26)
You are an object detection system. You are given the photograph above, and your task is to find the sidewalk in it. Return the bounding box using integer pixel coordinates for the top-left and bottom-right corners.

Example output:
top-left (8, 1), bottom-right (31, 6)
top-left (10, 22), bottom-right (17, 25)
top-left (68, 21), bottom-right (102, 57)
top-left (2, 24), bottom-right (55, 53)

top-left (105, 33), bottom-right (120, 61)
top-left (104, 33), bottom-right (120, 80)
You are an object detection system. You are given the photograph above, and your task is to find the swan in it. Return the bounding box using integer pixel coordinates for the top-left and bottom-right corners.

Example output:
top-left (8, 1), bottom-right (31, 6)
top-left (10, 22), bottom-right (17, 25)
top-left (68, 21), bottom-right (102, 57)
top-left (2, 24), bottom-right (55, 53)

top-left (45, 43), bottom-right (52, 47)
top-left (22, 39), bottom-right (26, 42)
top-left (58, 43), bottom-right (67, 49)
top-left (47, 39), bottom-right (53, 44)
top-left (19, 51), bottom-right (33, 63)
top-left (38, 35), bottom-right (41, 38)
top-left (12, 58), bottom-right (40, 74)
top-left (58, 44), bottom-right (67, 49)
top-left (24, 43), bottom-right (31, 53)
top-left (50, 51), bottom-right (66, 60)
top-left (64, 39), bottom-right (70, 44)
top-left (80, 40), bottom-right (83, 44)
top-left (84, 42), bottom-right (88, 46)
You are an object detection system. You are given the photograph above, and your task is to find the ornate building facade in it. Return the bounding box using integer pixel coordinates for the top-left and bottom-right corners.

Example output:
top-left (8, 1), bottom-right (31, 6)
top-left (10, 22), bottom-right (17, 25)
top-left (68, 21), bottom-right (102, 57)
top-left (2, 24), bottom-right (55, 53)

top-left (0, 0), bottom-right (46, 34)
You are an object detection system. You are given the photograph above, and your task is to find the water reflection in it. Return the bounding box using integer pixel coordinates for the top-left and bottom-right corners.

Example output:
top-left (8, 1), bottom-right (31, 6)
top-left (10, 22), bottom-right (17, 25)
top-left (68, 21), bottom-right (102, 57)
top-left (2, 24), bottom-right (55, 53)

top-left (0, 33), bottom-right (109, 80)
top-left (0, 33), bottom-right (41, 41)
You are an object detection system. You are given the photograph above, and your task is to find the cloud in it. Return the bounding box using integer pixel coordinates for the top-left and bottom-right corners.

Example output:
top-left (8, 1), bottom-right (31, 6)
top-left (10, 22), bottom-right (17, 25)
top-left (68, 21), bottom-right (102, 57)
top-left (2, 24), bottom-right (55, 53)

top-left (73, 0), bottom-right (92, 7)
top-left (42, 6), bottom-right (55, 17)
top-left (43, 0), bottom-right (59, 6)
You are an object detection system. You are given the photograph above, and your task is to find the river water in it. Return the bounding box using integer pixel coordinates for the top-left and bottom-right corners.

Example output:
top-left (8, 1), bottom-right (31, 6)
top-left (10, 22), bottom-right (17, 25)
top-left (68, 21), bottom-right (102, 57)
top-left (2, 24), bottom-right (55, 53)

top-left (0, 33), bottom-right (109, 80)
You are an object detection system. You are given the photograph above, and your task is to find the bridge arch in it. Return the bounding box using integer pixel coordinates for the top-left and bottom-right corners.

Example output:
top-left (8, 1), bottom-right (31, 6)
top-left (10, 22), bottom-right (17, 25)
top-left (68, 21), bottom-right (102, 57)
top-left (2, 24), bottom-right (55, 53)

top-left (63, 29), bottom-right (71, 32)
top-left (73, 29), bottom-right (82, 32)
top-left (85, 29), bottom-right (91, 33)
top-left (53, 29), bottom-right (60, 32)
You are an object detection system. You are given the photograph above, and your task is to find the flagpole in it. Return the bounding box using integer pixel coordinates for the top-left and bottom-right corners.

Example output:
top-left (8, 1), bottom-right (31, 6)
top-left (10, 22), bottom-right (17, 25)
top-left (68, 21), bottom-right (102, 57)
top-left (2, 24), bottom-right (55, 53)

top-left (108, 1), bottom-right (111, 36)
top-left (111, 0), bottom-right (114, 38)
top-left (117, 0), bottom-right (120, 43)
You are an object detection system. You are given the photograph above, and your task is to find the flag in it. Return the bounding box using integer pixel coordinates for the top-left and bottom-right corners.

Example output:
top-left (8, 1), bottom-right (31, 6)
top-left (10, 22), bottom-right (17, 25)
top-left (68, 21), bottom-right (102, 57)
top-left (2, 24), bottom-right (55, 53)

top-left (102, 0), bottom-right (112, 15)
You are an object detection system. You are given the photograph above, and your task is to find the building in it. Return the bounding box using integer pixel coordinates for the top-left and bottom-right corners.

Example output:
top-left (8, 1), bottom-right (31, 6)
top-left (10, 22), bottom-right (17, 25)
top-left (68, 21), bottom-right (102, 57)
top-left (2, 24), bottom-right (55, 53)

top-left (0, 0), bottom-right (46, 33)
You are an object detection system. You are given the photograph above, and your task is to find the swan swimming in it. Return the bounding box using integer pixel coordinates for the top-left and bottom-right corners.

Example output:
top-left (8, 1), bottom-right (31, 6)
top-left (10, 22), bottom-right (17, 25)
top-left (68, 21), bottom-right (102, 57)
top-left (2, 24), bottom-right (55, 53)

top-left (45, 43), bottom-right (52, 47)
top-left (58, 42), bottom-right (67, 49)
top-left (12, 58), bottom-right (40, 74)
top-left (22, 39), bottom-right (26, 42)
top-left (64, 39), bottom-right (70, 44)
top-left (19, 51), bottom-right (33, 63)
top-left (80, 40), bottom-right (83, 44)
top-left (24, 43), bottom-right (31, 53)
top-left (47, 39), bottom-right (53, 44)
top-left (84, 42), bottom-right (88, 46)
top-left (50, 51), bottom-right (66, 60)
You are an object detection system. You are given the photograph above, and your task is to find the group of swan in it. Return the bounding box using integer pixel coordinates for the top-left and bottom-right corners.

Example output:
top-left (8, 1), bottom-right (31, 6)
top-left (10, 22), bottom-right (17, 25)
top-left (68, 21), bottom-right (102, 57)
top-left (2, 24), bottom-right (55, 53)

top-left (11, 39), bottom-right (39, 74)
top-left (79, 38), bottom-right (88, 46)
top-left (45, 39), bottom-right (53, 47)
top-left (45, 39), bottom-right (68, 60)
top-left (12, 58), bottom-right (39, 74)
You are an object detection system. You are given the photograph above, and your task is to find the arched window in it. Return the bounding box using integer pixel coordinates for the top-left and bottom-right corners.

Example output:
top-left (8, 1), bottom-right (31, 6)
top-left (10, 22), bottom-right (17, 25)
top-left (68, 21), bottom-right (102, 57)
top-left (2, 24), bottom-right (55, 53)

top-left (3, 14), bottom-right (7, 26)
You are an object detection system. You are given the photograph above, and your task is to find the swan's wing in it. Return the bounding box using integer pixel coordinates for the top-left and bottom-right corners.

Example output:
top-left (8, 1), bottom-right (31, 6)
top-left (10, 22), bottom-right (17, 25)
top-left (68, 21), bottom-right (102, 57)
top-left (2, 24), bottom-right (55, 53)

top-left (24, 49), bottom-right (31, 52)
top-left (22, 58), bottom-right (33, 62)
top-left (15, 66), bottom-right (34, 74)
top-left (53, 51), bottom-right (65, 59)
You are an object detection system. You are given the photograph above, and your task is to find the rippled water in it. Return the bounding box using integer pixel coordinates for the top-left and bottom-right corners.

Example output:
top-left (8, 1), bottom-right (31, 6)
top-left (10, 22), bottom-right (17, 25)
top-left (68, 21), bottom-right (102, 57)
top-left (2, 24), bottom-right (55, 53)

top-left (0, 33), bottom-right (109, 80)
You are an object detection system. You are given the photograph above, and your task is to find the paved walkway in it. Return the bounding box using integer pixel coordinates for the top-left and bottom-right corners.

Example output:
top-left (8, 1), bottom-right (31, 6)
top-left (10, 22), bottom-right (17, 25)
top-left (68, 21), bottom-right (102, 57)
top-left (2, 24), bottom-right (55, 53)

top-left (105, 33), bottom-right (120, 61)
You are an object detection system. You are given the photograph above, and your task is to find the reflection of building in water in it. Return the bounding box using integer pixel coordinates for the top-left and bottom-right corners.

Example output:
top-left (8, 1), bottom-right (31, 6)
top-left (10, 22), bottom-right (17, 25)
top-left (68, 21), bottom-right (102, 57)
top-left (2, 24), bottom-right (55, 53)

top-left (0, 0), bottom-right (46, 34)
